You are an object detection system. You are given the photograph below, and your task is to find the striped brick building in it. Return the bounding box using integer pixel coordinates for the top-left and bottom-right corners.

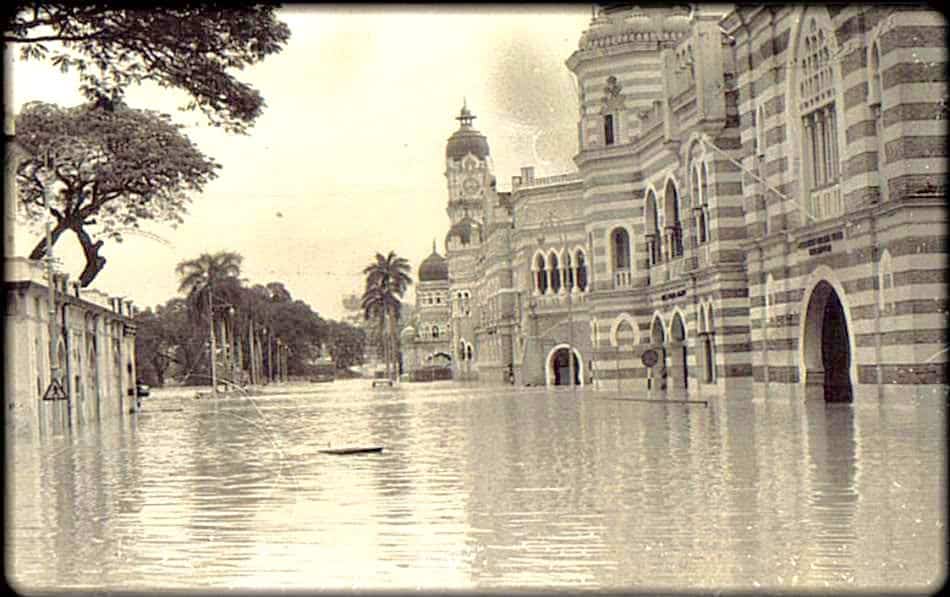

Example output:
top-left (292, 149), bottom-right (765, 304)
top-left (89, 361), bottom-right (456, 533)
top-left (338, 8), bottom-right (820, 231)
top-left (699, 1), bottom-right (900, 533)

top-left (435, 4), bottom-right (947, 402)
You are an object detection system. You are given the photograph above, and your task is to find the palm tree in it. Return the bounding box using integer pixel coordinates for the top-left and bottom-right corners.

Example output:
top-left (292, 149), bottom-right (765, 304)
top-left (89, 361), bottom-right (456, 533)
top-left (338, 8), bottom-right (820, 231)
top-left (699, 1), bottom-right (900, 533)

top-left (175, 251), bottom-right (244, 387)
top-left (361, 251), bottom-right (412, 382)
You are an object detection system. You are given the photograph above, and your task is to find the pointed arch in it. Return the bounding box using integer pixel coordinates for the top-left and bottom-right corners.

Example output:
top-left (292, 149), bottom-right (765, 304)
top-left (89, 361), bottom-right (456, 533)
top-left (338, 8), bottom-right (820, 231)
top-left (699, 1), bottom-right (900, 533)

top-left (548, 250), bottom-right (562, 293)
top-left (798, 264), bottom-right (857, 397)
top-left (650, 312), bottom-right (667, 345)
top-left (663, 177), bottom-right (684, 258)
top-left (533, 251), bottom-right (548, 294)
top-left (786, 6), bottom-right (846, 222)
top-left (573, 246), bottom-right (589, 292)
top-left (669, 308), bottom-right (687, 343)
top-left (609, 313), bottom-right (640, 347)
top-left (697, 303), bottom-right (708, 335)
top-left (644, 188), bottom-right (661, 267)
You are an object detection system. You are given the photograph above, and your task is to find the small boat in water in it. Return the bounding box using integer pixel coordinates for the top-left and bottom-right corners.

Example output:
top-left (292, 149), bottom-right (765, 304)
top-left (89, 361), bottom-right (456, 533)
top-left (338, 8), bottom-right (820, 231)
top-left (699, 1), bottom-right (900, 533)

top-left (318, 446), bottom-right (384, 455)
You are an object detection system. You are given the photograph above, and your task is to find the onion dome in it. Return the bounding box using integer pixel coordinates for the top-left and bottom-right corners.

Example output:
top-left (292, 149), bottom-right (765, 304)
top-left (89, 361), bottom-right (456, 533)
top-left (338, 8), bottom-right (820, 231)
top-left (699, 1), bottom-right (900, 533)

top-left (446, 100), bottom-right (490, 161)
top-left (419, 242), bottom-right (448, 282)
top-left (445, 216), bottom-right (482, 246)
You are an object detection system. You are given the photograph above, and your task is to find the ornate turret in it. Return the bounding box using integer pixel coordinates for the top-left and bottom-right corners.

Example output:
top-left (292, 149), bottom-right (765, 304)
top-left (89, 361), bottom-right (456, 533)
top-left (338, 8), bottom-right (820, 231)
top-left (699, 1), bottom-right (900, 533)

top-left (419, 240), bottom-right (449, 282)
top-left (445, 100), bottom-right (490, 161)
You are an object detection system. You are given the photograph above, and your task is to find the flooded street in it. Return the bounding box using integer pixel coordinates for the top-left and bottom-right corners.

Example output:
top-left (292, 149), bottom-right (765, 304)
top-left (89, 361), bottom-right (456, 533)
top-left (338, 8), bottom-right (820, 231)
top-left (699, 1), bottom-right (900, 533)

top-left (7, 380), bottom-right (946, 593)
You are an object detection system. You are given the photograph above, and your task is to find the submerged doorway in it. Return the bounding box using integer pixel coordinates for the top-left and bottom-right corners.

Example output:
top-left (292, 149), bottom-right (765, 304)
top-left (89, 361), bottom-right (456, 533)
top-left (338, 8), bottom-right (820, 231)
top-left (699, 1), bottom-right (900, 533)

top-left (547, 346), bottom-right (582, 386)
top-left (802, 280), bottom-right (853, 403)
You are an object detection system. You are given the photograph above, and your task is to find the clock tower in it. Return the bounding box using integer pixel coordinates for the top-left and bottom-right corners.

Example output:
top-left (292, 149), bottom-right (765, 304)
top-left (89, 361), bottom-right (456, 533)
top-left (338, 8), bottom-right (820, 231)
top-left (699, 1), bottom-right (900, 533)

top-left (444, 100), bottom-right (493, 229)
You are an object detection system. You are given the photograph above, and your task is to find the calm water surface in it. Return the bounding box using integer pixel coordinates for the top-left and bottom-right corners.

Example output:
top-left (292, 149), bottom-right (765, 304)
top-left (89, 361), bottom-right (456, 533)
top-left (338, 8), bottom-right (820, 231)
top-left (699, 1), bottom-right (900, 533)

top-left (7, 380), bottom-right (946, 593)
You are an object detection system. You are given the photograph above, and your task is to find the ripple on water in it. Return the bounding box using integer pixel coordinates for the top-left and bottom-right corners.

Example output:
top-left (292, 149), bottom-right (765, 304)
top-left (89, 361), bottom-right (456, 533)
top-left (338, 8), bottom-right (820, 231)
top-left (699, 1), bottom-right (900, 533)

top-left (7, 382), bottom-right (946, 592)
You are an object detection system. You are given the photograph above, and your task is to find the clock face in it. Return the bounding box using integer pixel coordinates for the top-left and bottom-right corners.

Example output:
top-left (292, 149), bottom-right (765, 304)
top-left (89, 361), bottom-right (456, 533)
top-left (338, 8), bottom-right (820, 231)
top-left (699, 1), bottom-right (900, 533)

top-left (462, 177), bottom-right (480, 195)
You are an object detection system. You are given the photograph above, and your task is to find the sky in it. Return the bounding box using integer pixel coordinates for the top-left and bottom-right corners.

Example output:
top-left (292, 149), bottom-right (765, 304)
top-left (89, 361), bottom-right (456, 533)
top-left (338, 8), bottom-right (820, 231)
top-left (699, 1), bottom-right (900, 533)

top-left (9, 5), bottom-right (592, 320)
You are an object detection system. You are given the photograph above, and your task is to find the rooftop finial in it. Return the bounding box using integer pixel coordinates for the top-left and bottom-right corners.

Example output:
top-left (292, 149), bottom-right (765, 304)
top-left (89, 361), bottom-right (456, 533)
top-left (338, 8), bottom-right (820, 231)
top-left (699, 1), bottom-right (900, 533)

top-left (432, 238), bottom-right (436, 254)
top-left (456, 99), bottom-right (475, 127)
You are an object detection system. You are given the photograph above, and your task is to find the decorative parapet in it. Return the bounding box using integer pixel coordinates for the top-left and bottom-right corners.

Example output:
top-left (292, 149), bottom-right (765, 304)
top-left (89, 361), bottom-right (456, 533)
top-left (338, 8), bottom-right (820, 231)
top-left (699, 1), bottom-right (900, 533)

top-left (567, 6), bottom-right (691, 71)
top-left (515, 172), bottom-right (582, 191)
top-left (4, 256), bottom-right (137, 320)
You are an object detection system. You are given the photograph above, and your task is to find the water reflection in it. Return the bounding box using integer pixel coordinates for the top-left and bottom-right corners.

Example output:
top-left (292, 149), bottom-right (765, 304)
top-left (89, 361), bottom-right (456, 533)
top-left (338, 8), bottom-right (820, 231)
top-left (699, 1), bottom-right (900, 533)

top-left (7, 381), bottom-right (946, 593)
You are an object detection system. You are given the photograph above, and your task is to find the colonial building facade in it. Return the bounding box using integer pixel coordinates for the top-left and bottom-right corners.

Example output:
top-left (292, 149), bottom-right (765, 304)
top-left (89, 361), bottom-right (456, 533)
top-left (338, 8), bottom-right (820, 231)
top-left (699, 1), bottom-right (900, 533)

top-left (432, 4), bottom-right (947, 402)
top-left (5, 107), bottom-right (140, 438)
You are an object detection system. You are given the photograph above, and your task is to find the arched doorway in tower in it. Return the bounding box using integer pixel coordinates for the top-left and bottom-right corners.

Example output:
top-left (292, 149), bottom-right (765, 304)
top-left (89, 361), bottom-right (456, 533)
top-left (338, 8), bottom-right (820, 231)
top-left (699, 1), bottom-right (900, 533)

top-left (668, 311), bottom-right (688, 394)
top-left (802, 280), bottom-right (853, 403)
top-left (649, 316), bottom-right (667, 392)
top-left (547, 345), bottom-right (582, 386)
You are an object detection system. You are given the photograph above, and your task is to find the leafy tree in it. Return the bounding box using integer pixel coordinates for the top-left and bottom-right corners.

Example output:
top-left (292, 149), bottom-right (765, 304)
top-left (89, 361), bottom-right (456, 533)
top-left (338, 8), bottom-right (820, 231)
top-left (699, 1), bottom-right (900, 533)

top-left (361, 251), bottom-right (412, 382)
top-left (133, 297), bottom-right (210, 386)
top-left (5, 4), bottom-right (291, 133)
top-left (15, 100), bottom-right (219, 286)
top-left (326, 320), bottom-right (366, 371)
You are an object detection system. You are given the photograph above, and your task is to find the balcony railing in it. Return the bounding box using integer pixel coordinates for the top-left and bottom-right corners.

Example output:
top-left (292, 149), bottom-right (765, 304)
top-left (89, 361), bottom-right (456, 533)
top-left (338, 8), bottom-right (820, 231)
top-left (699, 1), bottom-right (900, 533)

top-left (808, 183), bottom-right (843, 222)
top-left (613, 269), bottom-right (632, 288)
top-left (535, 290), bottom-right (588, 309)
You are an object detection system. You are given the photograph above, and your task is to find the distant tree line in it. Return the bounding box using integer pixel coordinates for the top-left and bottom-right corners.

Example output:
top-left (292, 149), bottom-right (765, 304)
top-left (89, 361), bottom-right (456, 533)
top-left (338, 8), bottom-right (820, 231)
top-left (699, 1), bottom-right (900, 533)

top-left (134, 251), bottom-right (366, 387)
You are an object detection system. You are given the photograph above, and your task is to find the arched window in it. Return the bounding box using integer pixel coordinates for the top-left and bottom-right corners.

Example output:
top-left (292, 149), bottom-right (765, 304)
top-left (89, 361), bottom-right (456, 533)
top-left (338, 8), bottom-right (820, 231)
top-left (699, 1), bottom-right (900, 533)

top-left (534, 253), bottom-right (548, 294)
top-left (645, 191), bottom-right (661, 265)
top-left (575, 250), bottom-right (588, 292)
top-left (879, 249), bottom-right (894, 313)
top-left (764, 274), bottom-right (774, 325)
top-left (549, 252), bottom-right (561, 293)
top-left (563, 252), bottom-right (574, 291)
top-left (664, 180), bottom-right (683, 258)
top-left (611, 228), bottom-right (630, 270)
top-left (689, 164), bottom-right (706, 245)
top-left (604, 113), bottom-right (615, 146)
top-left (796, 13), bottom-right (843, 220)
top-left (466, 343), bottom-right (473, 361)
top-left (432, 325), bottom-right (440, 339)
top-left (702, 303), bottom-right (716, 383)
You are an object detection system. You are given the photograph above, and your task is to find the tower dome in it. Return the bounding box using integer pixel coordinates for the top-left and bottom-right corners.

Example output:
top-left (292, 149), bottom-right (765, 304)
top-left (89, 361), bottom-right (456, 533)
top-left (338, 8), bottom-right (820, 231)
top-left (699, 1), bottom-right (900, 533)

top-left (419, 243), bottom-right (449, 282)
top-left (445, 100), bottom-right (490, 161)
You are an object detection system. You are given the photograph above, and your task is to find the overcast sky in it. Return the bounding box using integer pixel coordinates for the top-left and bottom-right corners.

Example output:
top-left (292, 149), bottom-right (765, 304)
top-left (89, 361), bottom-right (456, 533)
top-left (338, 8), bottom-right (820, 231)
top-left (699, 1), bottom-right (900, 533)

top-left (10, 5), bottom-right (592, 320)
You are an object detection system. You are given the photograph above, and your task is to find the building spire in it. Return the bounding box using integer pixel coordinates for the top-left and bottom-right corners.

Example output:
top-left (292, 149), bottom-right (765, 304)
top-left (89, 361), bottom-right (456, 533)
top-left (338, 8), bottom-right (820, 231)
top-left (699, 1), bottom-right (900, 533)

top-left (432, 238), bottom-right (437, 254)
top-left (456, 98), bottom-right (475, 127)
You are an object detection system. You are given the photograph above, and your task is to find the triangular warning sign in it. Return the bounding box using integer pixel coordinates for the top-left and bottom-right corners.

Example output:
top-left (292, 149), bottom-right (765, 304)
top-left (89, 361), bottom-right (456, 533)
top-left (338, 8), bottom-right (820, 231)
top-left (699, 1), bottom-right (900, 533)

top-left (42, 379), bottom-right (68, 401)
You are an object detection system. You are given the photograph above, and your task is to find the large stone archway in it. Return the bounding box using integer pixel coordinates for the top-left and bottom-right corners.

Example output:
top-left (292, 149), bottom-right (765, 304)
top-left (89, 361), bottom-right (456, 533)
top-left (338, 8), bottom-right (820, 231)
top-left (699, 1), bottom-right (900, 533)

top-left (801, 279), bottom-right (854, 402)
top-left (545, 344), bottom-right (583, 387)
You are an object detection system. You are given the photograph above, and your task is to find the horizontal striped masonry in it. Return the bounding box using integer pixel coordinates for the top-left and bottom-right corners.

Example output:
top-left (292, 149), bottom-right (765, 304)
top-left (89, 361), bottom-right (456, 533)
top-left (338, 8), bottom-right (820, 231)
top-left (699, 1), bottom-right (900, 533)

top-left (438, 5), bottom-right (947, 398)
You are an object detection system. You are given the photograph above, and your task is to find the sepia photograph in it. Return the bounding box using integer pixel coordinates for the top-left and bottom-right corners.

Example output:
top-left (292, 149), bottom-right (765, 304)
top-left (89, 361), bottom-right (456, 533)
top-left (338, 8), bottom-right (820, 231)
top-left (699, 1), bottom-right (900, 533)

top-left (4, 3), bottom-right (947, 594)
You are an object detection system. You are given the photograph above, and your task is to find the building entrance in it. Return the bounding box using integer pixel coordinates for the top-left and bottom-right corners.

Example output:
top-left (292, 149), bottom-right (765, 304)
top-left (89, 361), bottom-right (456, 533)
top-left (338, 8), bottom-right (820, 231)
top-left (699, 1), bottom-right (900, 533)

top-left (550, 347), bottom-right (581, 386)
top-left (803, 280), bottom-right (853, 403)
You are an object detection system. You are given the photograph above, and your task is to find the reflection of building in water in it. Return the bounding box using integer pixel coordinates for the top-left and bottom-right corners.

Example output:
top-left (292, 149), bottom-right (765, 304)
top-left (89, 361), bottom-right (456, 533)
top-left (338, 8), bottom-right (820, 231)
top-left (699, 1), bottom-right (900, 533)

top-left (422, 4), bottom-right (948, 402)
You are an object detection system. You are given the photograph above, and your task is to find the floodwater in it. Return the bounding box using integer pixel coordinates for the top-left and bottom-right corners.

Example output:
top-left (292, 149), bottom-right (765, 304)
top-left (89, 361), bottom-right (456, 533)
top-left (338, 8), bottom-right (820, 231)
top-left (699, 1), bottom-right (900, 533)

top-left (6, 380), bottom-right (947, 593)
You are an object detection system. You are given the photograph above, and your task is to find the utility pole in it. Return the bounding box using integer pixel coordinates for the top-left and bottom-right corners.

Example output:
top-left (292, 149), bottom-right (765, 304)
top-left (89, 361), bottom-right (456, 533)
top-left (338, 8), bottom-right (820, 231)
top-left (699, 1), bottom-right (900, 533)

top-left (208, 282), bottom-right (217, 395)
top-left (40, 151), bottom-right (67, 407)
